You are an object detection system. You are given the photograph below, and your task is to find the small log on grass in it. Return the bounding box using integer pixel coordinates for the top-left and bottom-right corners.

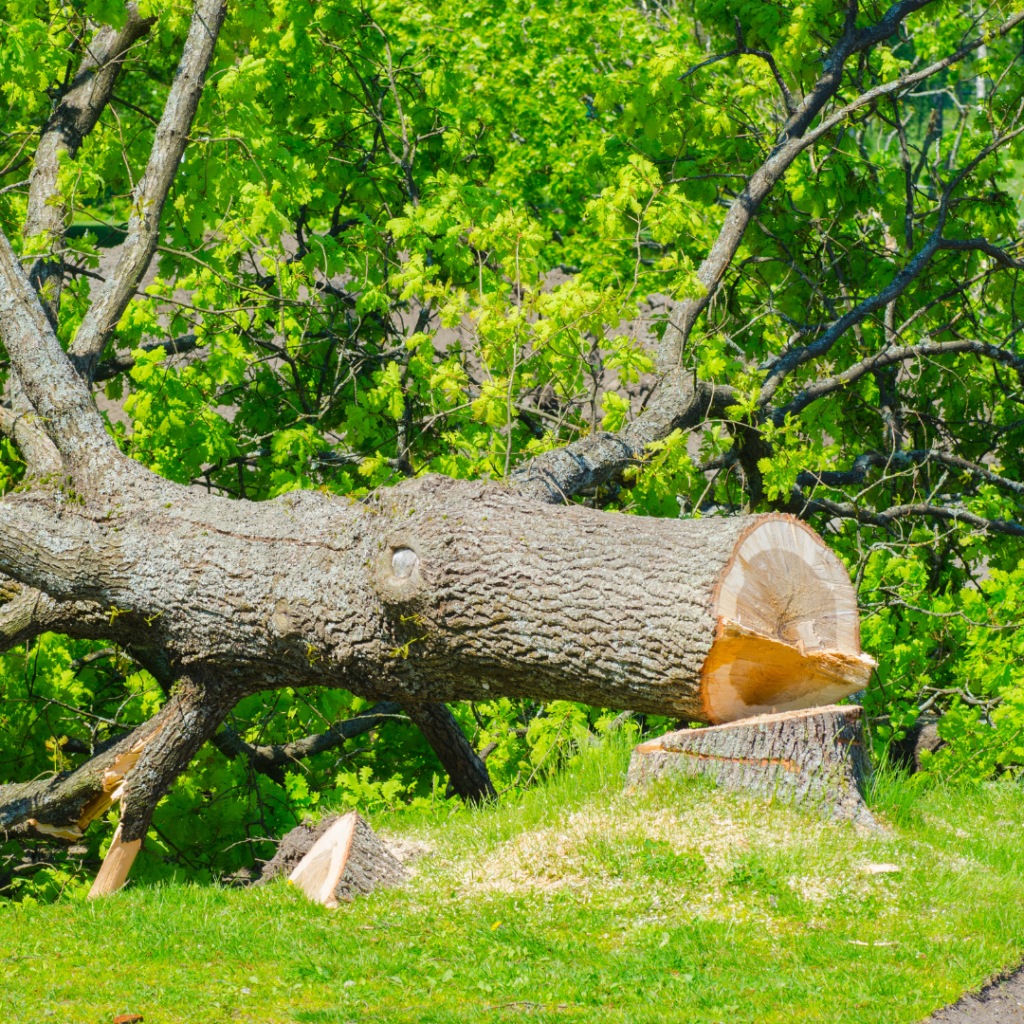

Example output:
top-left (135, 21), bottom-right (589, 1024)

top-left (259, 812), bottom-right (406, 907)
top-left (627, 705), bottom-right (876, 826)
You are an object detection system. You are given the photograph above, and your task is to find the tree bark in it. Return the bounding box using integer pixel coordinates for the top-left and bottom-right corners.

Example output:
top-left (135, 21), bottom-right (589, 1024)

top-left (258, 812), bottom-right (407, 907)
top-left (0, 474), bottom-right (872, 834)
top-left (3, 0), bottom-right (941, 876)
top-left (627, 704), bottom-right (875, 826)
top-left (401, 701), bottom-right (497, 803)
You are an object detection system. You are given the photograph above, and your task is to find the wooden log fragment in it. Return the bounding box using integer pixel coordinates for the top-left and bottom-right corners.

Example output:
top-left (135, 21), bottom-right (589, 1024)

top-left (627, 704), bottom-right (876, 826)
top-left (288, 812), bottom-right (358, 908)
top-left (259, 812), bottom-right (407, 908)
top-left (88, 823), bottom-right (142, 898)
top-left (334, 815), bottom-right (408, 903)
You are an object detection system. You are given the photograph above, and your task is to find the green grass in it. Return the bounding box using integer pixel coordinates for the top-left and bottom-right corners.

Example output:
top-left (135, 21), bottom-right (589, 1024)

top-left (2, 737), bottom-right (1022, 1024)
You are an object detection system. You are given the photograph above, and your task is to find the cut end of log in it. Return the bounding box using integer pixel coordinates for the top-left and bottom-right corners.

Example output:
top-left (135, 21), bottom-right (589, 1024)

top-left (629, 704), bottom-right (876, 827)
top-left (289, 811), bottom-right (358, 907)
top-left (701, 515), bottom-right (876, 723)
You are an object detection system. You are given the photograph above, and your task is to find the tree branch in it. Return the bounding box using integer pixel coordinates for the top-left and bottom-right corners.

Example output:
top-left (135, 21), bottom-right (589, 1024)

top-left (210, 701), bottom-right (404, 784)
top-left (69, 0), bottom-right (228, 382)
top-left (0, 228), bottom-right (118, 473)
top-left (803, 495), bottom-right (1023, 536)
top-left (0, 394), bottom-right (62, 479)
top-left (797, 449), bottom-right (1024, 497)
top-left (0, 497), bottom-right (125, 603)
top-left (510, 376), bottom-right (737, 503)
top-left (658, 0), bottom-right (938, 370)
top-left (24, 4), bottom-right (157, 325)
top-left (777, 339), bottom-right (1024, 422)
top-left (760, 125), bottom-right (1024, 409)
top-left (93, 334), bottom-right (201, 383)
top-left (402, 701), bottom-right (496, 804)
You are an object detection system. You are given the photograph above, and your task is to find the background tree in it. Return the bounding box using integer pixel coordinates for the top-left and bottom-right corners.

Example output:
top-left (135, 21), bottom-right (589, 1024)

top-left (2, 0), bottom-right (1023, 895)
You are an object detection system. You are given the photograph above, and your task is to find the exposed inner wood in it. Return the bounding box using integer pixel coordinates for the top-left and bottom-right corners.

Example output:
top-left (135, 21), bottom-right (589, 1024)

top-left (88, 823), bottom-right (142, 898)
top-left (288, 811), bottom-right (358, 908)
top-left (701, 515), bottom-right (875, 723)
top-left (75, 735), bottom-right (153, 831)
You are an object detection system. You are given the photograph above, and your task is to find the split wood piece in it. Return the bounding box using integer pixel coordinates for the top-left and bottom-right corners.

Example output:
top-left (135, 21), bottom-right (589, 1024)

top-left (21, 728), bottom-right (160, 846)
top-left (81, 731), bottom-right (162, 898)
top-left (627, 704), bottom-right (876, 826)
top-left (260, 812), bottom-right (407, 908)
top-left (289, 812), bottom-right (358, 908)
top-left (698, 515), bottom-right (875, 723)
top-left (88, 823), bottom-right (142, 898)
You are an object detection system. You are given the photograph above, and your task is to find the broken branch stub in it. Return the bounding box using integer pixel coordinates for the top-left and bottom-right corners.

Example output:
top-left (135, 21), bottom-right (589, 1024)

top-left (87, 823), bottom-right (142, 899)
top-left (627, 704), bottom-right (875, 826)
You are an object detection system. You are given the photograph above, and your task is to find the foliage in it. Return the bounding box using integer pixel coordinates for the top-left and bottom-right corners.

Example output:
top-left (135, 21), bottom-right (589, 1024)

top-left (2, 0), bottom-right (1024, 897)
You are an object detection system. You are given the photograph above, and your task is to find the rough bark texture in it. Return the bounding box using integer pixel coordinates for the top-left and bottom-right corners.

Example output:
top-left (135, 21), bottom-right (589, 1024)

top-left (1, 0), bottom-right (942, 878)
top-left (335, 815), bottom-right (407, 902)
top-left (626, 705), bottom-right (875, 826)
top-left (0, 692), bottom-right (193, 839)
top-left (0, 475), bottom-right (870, 838)
top-left (890, 715), bottom-right (946, 772)
top-left (0, 477), bottom-right (753, 717)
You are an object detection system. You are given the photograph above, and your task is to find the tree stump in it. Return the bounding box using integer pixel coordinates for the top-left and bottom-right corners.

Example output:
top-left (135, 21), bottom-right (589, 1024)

top-left (627, 704), bottom-right (876, 826)
top-left (257, 812), bottom-right (406, 907)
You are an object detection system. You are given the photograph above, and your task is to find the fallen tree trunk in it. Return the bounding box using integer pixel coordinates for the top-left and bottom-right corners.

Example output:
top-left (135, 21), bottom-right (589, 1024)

top-left (0, 483), bottom-right (872, 727)
top-left (627, 704), bottom-right (876, 826)
top-left (0, 478), bottom-right (873, 837)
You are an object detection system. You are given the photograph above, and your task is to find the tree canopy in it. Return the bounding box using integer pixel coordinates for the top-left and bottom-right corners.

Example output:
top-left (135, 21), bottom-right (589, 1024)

top-left (2, 0), bottom-right (1023, 896)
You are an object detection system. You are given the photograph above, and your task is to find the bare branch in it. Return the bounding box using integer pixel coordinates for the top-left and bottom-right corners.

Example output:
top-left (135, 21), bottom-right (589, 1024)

top-left (760, 125), bottom-right (1024, 409)
top-left (402, 701), bottom-right (496, 804)
top-left (69, 0), bottom-right (229, 382)
top-left (793, 9), bottom-right (1024, 162)
top-left (938, 237), bottom-right (1024, 267)
top-left (658, 0), bottom-right (937, 371)
top-left (510, 376), bottom-right (737, 503)
top-left (93, 334), bottom-right (201, 383)
top-left (804, 495), bottom-right (1023, 536)
top-left (0, 391), bottom-right (63, 479)
top-left (797, 449), bottom-right (1024, 497)
top-left (0, 580), bottom-right (119, 658)
top-left (777, 339), bottom-right (1024, 422)
top-left (24, 4), bottom-right (157, 325)
top-left (210, 701), bottom-right (403, 783)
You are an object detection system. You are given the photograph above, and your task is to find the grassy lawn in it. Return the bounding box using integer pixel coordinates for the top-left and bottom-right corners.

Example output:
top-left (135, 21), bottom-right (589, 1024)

top-left (1, 738), bottom-right (1022, 1024)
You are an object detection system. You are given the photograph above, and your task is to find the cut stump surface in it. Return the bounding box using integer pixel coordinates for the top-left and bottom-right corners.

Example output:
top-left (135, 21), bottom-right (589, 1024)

top-left (627, 704), bottom-right (875, 826)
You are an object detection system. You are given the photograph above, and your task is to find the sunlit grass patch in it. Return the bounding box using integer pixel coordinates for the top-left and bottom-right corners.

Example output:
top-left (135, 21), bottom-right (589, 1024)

top-left (0, 738), bottom-right (1022, 1024)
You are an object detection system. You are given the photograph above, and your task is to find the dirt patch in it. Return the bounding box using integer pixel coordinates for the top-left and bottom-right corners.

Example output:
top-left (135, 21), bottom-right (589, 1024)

top-left (922, 964), bottom-right (1024, 1023)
